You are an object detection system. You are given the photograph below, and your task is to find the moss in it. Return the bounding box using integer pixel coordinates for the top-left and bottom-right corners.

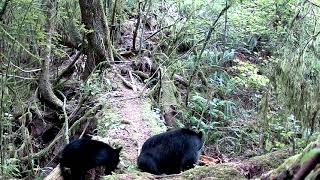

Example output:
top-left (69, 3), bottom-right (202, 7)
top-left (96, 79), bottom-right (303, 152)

top-left (270, 154), bottom-right (300, 177)
top-left (250, 149), bottom-right (290, 170)
top-left (101, 165), bottom-right (245, 180)
top-left (181, 164), bottom-right (246, 180)
top-left (102, 171), bottom-right (152, 180)
top-left (96, 103), bottom-right (122, 137)
top-left (142, 100), bottom-right (167, 135)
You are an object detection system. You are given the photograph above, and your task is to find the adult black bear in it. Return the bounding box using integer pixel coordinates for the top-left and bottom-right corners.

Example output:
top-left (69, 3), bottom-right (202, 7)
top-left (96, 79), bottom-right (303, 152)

top-left (59, 139), bottom-right (122, 180)
top-left (137, 128), bottom-right (203, 175)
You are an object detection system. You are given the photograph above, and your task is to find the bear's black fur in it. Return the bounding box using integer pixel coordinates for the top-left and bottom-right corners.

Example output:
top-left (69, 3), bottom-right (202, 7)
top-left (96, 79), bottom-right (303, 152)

top-left (59, 139), bottom-right (122, 180)
top-left (137, 128), bottom-right (203, 175)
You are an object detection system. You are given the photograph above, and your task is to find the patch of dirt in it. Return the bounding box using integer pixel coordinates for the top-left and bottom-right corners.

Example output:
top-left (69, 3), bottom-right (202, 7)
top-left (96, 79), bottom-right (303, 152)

top-left (95, 69), bottom-right (166, 169)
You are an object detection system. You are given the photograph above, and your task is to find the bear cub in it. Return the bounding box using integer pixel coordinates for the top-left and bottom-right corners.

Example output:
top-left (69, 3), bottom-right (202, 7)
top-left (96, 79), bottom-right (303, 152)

top-left (59, 138), bottom-right (122, 180)
top-left (137, 128), bottom-right (203, 175)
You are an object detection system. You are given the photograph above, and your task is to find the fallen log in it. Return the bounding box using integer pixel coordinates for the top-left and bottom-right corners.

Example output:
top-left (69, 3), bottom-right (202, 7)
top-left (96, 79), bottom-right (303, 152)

top-left (45, 149), bottom-right (289, 179)
top-left (101, 149), bottom-right (290, 180)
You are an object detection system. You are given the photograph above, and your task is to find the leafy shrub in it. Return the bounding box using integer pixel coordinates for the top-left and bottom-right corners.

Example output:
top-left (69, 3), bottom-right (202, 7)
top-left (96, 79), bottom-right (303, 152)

top-left (230, 59), bottom-right (269, 89)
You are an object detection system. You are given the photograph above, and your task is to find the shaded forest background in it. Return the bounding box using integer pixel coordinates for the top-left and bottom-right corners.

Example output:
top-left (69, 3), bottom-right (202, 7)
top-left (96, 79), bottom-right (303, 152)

top-left (0, 0), bottom-right (319, 179)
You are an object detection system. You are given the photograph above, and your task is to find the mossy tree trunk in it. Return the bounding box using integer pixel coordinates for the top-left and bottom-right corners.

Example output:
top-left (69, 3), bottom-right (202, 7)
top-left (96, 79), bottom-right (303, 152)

top-left (38, 0), bottom-right (63, 110)
top-left (79, 0), bottom-right (114, 80)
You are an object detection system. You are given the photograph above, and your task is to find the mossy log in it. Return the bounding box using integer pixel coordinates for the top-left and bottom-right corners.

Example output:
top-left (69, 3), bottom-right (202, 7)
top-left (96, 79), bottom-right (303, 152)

top-left (44, 148), bottom-right (289, 179)
top-left (102, 149), bottom-right (290, 180)
top-left (262, 135), bottom-right (320, 179)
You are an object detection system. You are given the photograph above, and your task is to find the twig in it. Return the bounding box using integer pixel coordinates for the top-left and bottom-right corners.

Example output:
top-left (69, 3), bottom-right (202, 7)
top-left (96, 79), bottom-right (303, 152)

top-left (199, 4), bottom-right (231, 58)
top-left (307, 0), bottom-right (320, 8)
top-left (57, 90), bottom-right (69, 144)
top-left (145, 23), bottom-right (175, 40)
top-left (129, 71), bottom-right (137, 92)
top-left (0, 25), bottom-right (42, 62)
top-left (3, 61), bottom-right (41, 73)
top-left (117, 73), bottom-right (136, 90)
top-left (197, 93), bottom-right (213, 130)
top-left (185, 4), bottom-right (231, 106)
top-left (0, 73), bottom-right (37, 80)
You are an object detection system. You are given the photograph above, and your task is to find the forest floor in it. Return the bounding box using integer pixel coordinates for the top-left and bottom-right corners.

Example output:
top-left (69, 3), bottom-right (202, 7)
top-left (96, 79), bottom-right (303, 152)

top-left (94, 69), bottom-right (166, 170)
top-left (44, 17), bottom-right (288, 180)
top-left (42, 64), bottom-right (290, 180)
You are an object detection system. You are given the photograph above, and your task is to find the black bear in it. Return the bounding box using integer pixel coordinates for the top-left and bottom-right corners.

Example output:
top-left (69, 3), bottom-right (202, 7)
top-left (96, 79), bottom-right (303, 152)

top-left (59, 139), bottom-right (122, 180)
top-left (137, 128), bottom-right (203, 175)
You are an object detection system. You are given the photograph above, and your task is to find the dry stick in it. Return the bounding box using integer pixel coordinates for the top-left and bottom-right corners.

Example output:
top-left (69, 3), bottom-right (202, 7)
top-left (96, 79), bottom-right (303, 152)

top-left (196, 93), bottom-right (213, 130)
top-left (133, 70), bottom-right (149, 80)
top-left (116, 73), bottom-right (135, 90)
top-left (20, 105), bottom-right (101, 161)
top-left (0, 72), bottom-right (37, 80)
top-left (157, 67), bottom-right (162, 105)
top-left (24, 122), bottom-right (35, 177)
top-left (128, 70), bottom-right (137, 92)
top-left (7, 61), bottom-right (41, 73)
top-left (145, 23), bottom-right (175, 40)
top-left (139, 67), bottom-right (161, 96)
top-left (307, 0), bottom-right (320, 8)
top-left (57, 90), bottom-right (69, 144)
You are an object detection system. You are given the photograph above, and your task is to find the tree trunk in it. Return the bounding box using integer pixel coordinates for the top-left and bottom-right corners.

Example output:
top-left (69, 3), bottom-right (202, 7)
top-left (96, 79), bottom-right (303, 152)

top-left (79, 0), bottom-right (113, 80)
top-left (38, 0), bottom-right (63, 110)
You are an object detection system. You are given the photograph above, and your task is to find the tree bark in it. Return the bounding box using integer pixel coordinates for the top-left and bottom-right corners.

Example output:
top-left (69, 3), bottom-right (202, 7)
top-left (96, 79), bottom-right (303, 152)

top-left (38, 0), bottom-right (63, 110)
top-left (79, 0), bottom-right (113, 80)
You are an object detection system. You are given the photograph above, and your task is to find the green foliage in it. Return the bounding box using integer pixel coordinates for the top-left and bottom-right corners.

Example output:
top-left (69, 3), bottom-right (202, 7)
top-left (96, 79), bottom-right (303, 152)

top-left (231, 59), bottom-right (269, 89)
top-left (265, 0), bottom-right (320, 136)
top-left (179, 94), bottom-right (260, 155)
top-left (188, 94), bottom-right (236, 126)
top-left (80, 72), bottom-right (113, 95)
top-left (0, 158), bottom-right (20, 178)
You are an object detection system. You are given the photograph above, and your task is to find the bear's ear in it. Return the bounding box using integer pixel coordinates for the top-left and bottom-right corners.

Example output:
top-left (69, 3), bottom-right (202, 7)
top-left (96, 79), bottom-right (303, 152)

top-left (115, 147), bottom-right (122, 154)
top-left (197, 131), bottom-right (203, 138)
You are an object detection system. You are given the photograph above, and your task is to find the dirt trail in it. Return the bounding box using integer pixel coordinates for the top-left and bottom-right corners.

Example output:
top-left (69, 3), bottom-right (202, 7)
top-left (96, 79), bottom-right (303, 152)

top-left (95, 71), bottom-right (166, 170)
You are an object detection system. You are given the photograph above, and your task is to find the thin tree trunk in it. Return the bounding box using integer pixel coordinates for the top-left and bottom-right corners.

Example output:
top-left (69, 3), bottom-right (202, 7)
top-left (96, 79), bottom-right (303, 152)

top-left (79, 0), bottom-right (114, 80)
top-left (38, 0), bottom-right (63, 110)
